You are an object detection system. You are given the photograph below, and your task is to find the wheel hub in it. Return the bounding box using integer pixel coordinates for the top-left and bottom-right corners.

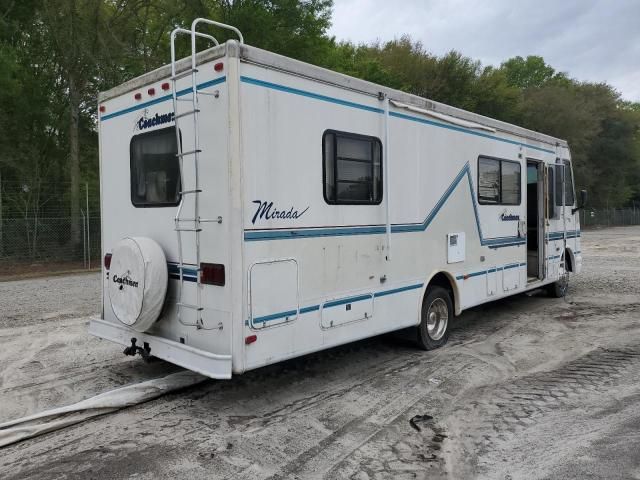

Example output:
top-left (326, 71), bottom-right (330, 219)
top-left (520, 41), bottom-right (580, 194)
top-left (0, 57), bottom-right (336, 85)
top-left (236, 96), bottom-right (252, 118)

top-left (426, 298), bottom-right (448, 341)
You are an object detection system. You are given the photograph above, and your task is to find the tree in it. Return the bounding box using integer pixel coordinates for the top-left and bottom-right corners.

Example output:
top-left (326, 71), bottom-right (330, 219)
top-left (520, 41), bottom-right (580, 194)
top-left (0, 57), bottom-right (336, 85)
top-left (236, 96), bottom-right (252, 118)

top-left (38, 1), bottom-right (110, 252)
top-left (500, 55), bottom-right (566, 89)
top-left (208, 0), bottom-right (334, 63)
top-left (0, 0), bottom-right (638, 263)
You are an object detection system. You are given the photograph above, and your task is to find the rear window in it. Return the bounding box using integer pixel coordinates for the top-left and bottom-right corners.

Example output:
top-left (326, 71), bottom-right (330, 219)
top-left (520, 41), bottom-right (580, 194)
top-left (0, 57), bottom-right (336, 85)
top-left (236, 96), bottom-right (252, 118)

top-left (130, 127), bottom-right (181, 207)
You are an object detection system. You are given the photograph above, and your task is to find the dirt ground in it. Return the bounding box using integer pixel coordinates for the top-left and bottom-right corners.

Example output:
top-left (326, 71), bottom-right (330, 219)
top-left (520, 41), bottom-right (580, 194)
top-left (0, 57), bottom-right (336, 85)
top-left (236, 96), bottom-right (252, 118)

top-left (0, 227), bottom-right (639, 480)
top-left (0, 261), bottom-right (99, 282)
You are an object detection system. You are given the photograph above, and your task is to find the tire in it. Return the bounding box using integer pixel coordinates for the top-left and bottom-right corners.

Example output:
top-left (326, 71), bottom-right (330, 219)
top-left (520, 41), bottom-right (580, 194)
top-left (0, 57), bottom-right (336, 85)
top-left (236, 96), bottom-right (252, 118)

top-left (416, 286), bottom-right (453, 350)
top-left (546, 275), bottom-right (569, 298)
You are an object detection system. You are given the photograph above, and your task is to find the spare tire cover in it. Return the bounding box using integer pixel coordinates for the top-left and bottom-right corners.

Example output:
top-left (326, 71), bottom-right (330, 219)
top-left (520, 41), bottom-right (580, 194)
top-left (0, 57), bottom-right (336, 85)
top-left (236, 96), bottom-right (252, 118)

top-left (108, 237), bottom-right (168, 332)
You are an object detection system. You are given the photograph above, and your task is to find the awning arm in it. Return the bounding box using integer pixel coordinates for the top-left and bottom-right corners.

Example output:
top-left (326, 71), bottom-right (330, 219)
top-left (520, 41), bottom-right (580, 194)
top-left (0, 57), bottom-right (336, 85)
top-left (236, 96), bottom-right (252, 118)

top-left (390, 100), bottom-right (497, 133)
top-left (384, 94), bottom-right (391, 261)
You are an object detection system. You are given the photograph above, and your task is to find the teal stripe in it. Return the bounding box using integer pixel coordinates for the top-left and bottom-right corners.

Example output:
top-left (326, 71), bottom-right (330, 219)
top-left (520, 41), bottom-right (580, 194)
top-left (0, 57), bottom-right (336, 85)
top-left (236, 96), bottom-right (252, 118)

top-left (250, 282), bottom-right (422, 325)
top-left (245, 162), bottom-right (526, 249)
top-left (241, 76), bottom-right (384, 114)
top-left (547, 230), bottom-right (581, 240)
top-left (253, 309), bottom-right (298, 324)
top-left (168, 274), bottom-right (197, 283)
top-left (240, 76), bottom-right (556, 154)
top-left (100, 76), bottom-right (226, 121)
top-left (167, 262), bottom-right (198, 282)
top-left (324, 294), bottom-right (373, 308)
top-left (455, 262), bottom-right (527, 280)
top-left (373, 283), bottom-right (423, 297)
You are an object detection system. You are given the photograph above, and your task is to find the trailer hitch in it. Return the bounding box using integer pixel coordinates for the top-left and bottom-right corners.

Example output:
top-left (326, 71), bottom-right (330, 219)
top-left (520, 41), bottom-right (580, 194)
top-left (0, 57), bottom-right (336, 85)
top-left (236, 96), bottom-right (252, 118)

top-left (123, 337), bottom-right (152, 361)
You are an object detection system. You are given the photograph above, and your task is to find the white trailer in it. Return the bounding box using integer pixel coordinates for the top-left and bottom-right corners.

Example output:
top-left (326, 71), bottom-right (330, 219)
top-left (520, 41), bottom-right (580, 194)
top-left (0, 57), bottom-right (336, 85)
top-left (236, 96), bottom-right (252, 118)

top-left (89, 19), bottom-right (586, 379)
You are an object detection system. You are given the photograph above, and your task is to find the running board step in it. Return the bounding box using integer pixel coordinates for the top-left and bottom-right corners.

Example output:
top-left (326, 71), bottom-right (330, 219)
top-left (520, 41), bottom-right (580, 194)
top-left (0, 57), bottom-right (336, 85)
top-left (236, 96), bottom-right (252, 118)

top-left (177, 302), bottom-right (204, 311)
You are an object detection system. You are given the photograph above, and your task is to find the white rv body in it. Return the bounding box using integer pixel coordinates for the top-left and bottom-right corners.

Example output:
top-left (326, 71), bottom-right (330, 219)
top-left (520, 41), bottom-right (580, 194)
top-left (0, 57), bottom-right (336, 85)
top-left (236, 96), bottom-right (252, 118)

top-left (90, 39), bottom-right (582, 379)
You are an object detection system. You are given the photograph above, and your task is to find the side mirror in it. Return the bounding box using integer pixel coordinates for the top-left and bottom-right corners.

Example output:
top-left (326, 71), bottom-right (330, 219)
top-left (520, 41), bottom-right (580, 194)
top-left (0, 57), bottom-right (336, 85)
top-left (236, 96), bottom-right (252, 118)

top-left (572, 190), bottom-right (588, 214)
top-left (580, 189), bottom-right (587, 206)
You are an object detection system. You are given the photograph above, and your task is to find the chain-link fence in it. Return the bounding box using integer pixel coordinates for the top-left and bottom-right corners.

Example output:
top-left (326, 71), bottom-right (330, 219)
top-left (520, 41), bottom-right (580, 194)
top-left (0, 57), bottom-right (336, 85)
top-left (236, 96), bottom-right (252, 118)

top-left (581, 207), bottom-right (640, 228)
top-left (0, 182), bottom-right (100, 278)
top-left (0, 216), bottom-right (100, 261)
top-left (1, 178), bottom-right (639, 277)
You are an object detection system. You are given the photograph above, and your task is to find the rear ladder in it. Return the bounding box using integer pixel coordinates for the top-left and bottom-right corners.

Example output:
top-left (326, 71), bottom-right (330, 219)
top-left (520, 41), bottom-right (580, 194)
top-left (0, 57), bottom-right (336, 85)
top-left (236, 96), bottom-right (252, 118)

top-left (169, 20), bottom-right (243, 329)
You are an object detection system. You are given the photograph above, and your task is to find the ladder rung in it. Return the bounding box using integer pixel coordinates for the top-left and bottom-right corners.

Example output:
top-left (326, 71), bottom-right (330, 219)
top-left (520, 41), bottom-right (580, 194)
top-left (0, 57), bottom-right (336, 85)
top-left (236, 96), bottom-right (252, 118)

top-left (175, 227), bottom-right (202, 232)
top-left (177, 303), bottom-right (203, 311)
top-left (179, 189), bottom-right (203, 194)
top-left (197, 90), bottom-right (218, 97)
top-left (177, 265), bottom-right (201, 271)
top-left (171, 68), bottom-right (198, 81)
top-left (176, 149), bottom-right (202, 158)
top-left (176, 97), bottom-right (192, 102)
top-left (175, 109), bottom-right (200, 120)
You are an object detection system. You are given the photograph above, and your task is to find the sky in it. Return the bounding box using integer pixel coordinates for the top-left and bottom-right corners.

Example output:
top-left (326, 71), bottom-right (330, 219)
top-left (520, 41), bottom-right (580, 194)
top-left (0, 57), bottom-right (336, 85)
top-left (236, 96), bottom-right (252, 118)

top-left (329, 0), bottom-right (640, 102)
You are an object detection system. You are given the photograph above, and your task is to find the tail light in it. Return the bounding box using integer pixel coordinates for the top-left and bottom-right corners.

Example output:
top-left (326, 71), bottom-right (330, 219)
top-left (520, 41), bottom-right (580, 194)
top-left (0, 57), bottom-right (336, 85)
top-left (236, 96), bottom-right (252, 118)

top-left (200, 263), bottom-right (225, 286)
top-left (104, 253), bottom-right (112, 270)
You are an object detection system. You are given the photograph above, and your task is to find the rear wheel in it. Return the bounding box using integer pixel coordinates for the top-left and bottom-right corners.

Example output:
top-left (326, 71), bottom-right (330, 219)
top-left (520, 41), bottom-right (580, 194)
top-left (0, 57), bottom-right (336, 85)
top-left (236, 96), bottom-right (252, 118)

top-left (416, 286), bottom-right (452, 350)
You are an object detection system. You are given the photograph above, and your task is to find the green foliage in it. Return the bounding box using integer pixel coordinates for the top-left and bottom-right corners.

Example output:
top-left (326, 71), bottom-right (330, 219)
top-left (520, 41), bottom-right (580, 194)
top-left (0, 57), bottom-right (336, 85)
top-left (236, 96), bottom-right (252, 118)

top-left (500, 55), bottom-right (567, 89)
top-left (0, 1), bottom-right (638, 211)
top-left (319, 39), bottom-right (639, 207)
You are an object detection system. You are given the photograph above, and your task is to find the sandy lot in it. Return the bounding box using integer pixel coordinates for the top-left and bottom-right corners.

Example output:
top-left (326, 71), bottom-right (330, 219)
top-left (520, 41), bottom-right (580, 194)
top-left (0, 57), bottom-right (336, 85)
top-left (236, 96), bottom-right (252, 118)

top-left (1, 227), bottom-right (639, 479)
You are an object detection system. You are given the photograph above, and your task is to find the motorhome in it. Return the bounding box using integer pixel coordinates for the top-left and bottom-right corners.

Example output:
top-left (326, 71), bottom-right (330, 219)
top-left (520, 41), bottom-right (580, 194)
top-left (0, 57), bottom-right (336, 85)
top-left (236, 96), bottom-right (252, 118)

top-left (89, 19), bottom-right (585, 379)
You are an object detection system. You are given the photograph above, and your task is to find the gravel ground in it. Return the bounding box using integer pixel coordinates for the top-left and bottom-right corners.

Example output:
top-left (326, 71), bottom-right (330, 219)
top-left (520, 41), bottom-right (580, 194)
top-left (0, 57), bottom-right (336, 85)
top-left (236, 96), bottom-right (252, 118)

top-left (0, 226), bottom-right (639, 479)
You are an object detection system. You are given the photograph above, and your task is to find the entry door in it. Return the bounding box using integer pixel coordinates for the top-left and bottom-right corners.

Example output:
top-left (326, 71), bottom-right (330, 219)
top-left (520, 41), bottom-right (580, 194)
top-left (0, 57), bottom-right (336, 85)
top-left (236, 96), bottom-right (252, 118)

top-left (545, 163), bottom-right (566, 279)
top-left (526, 161), bottom-right (544, 280)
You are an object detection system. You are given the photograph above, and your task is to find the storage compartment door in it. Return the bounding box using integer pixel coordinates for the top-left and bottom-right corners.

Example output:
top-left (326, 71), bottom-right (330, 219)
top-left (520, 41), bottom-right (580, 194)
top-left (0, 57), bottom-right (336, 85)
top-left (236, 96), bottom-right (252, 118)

top-left (487, 267), bottom-right (497, 296)
top-left (250, 259), bottom-right (299, 329)
top-left (503, 265), bottom-right (520, 292)
top-left (321, 294), bottom-right (374, 329)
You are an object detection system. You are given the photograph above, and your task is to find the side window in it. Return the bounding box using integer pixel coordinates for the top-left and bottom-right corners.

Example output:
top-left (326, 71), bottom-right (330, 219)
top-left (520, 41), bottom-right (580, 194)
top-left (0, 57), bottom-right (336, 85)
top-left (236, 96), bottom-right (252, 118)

top-left (478, 158), bottom-right (500, 204)
top-left (501, 161), bottom-right (521, 205)
top-left (564, 160), bottom-right (575, 206)
top-left (323, 130), bottom-right (382, 205)
top-left (477, 157), bottom-right (521, 205)
top-left (554, 159), bottom-right (575, 206)
top-left (130, 127), bottom-right (181, 207)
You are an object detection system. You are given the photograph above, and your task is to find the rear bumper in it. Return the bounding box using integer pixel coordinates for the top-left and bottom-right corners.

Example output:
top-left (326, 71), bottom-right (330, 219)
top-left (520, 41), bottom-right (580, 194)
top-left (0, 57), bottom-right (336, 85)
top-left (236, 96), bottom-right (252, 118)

top-left (88, 317), bottom-right (232, 379)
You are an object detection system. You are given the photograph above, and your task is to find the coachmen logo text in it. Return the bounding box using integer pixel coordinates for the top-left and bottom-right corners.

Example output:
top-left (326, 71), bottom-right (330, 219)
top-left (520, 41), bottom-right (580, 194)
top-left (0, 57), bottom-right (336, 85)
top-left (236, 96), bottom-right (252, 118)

top-left (500, 213), bottom-right (520, 221)
top-left (134, 109), bottom-right (175, 132)
top-left (251, 200), bottom-right (309, 225)
top-left (113, 274), bottom-right (139, 289)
